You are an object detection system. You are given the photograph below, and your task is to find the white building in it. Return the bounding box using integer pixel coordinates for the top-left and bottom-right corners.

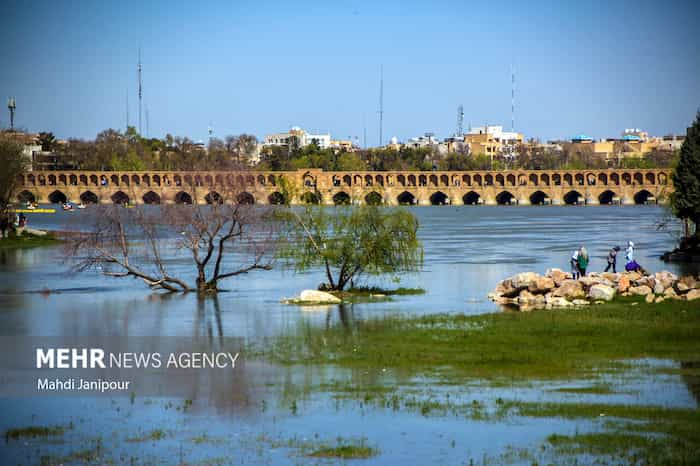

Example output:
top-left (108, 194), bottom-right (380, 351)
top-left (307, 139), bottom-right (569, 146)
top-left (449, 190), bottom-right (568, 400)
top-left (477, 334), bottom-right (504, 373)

top-left (264, 127), bottom-right (331, 149)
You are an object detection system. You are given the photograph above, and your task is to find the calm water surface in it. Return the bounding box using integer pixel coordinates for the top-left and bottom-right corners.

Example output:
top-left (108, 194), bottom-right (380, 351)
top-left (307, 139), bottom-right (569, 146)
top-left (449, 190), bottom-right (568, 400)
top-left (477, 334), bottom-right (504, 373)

top-left (0, 205), bottom-right (697, 465)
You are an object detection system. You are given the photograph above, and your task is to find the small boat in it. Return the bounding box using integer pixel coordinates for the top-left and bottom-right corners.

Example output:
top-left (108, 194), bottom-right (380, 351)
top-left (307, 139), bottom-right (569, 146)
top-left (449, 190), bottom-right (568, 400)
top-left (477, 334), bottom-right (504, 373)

top-left (25, 203), bottom-right (36, 210)
top-left (76, 203), bottom-right (86, 209)
top-left (62, 203), bottom-right (74, 211)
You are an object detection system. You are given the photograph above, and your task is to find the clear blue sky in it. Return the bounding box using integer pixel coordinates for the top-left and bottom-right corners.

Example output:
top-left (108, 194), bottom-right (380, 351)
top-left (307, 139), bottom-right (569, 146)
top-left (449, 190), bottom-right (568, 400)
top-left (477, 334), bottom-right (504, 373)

top-left (1, 0), bottom-right (699, 144)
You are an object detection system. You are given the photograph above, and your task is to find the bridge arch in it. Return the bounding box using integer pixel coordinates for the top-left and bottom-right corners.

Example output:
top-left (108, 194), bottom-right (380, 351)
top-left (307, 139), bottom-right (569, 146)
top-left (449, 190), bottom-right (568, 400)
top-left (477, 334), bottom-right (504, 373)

top-left (430, 191), bottom-right (449, 205)
top-left (142, 191), bottom-right (161, 205)
top-left (268, 192), bottom-right (286, 205)
top-left (645, 173), bottom-right (655, 185)
top-left (16, 190), bottom-right (35, 203)
top-left (48, 190), bottom-right (68, 204)
top-left (496, 191), bottom-right (515, 205)
top-left (529, 190), bottom-right (549, 205)
top-left (397, 191), bottom-right (416, 205)
top-left (463, 191), bottom-right (481, 205)
top-left (598, 173), bottom-right (608, 185)
top-left (174, 191), bottom-right (193, 204)
top-left (633, 172), bottom-right (643, 185)
top-left (563, 190), bottom-right (584, 205)
top-left (333, 192), bottom-right (351, 205)
top-left (598, 190), bottom-right (617, 205)
top-left (111, 191), bottom-right (130, 205)
top-left (634, 189), bottom-right (655, 205)
top-left (236, 192), bottom-right (255, 205)
top-left (300, 191), bottom-right (321, 204)
top-left (205, 191), bottom-right (223, 204)
top-left (365, 191), bottom-right (383, 205)
top-left (80, 191), bottom-right (99, 204)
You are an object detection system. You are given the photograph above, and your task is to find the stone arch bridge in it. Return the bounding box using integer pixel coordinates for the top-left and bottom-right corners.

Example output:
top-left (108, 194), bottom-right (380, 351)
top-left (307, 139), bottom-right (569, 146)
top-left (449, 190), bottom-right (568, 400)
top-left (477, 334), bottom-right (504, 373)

top-left (16, 168), bottom-right (672, 206)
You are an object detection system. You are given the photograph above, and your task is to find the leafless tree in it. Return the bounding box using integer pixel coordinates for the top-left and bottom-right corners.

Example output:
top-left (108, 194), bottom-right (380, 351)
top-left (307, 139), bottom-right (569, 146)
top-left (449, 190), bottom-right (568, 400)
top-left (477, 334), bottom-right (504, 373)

top-left (68, 190), bottom-right (275, 293)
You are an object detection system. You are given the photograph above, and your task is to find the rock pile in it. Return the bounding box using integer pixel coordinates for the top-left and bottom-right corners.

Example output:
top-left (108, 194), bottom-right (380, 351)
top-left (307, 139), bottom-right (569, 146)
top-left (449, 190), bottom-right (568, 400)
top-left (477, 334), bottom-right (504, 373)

top-left (488, 270), bottom-right (700, 310)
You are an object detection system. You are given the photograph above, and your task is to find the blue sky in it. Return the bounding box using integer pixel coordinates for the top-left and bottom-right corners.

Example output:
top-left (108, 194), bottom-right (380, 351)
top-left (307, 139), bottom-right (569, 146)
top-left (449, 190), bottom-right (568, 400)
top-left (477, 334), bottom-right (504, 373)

top-left (1, 0), bottom-right (699, 144)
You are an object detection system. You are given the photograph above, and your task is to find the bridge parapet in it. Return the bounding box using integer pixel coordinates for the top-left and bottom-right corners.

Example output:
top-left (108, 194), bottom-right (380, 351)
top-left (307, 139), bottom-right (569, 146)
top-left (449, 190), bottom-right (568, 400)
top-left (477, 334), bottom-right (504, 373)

top-left (16, 168), bottom-right (673, 206)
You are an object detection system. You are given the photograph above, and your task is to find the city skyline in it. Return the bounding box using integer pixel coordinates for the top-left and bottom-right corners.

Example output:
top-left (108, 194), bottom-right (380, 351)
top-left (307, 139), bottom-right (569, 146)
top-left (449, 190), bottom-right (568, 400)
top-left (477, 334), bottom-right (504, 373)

top-left (2, 0), bottom-right (699, 143)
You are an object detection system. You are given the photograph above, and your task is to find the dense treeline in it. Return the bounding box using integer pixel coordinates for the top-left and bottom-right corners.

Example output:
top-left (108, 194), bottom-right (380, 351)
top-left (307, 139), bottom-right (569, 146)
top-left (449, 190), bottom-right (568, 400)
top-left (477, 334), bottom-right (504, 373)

top-left (40, 127), bottom-right (257, 171)
top-left (33, 127), bottom-right (678, 172)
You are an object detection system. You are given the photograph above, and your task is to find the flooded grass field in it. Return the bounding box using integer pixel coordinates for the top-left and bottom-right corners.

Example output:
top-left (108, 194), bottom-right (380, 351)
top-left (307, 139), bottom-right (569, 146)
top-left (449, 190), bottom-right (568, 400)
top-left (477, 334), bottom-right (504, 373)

top-left (1, 205), bottom-right (698, 465)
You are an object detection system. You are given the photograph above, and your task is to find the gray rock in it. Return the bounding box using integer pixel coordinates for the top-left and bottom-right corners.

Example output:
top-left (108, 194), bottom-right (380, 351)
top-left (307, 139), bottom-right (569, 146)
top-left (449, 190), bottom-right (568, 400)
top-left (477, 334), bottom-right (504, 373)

top-left (588, 284), bottom-right (616, 301)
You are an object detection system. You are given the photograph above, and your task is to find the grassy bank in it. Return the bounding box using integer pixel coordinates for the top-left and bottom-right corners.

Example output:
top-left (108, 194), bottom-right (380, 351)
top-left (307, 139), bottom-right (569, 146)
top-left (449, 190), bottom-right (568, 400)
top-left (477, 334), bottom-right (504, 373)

top-left (261, 297), bottom-right (700, 382)
top-left (0, 232), bottom-right (59, 250)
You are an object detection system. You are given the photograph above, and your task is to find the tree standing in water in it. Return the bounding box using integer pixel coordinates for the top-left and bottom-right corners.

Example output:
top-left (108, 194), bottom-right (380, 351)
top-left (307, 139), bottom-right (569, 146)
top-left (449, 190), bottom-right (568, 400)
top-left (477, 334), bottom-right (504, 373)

top-left (69, 186), bottom-right (275, 293)
top-left (280, 206), bottom-right (423, 291)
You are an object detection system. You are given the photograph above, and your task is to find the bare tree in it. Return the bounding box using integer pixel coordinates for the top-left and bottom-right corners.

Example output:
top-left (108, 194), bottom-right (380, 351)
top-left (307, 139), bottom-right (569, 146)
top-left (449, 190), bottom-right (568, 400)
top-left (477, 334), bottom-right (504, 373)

top-left (69, 191), bottom-right (275, 293)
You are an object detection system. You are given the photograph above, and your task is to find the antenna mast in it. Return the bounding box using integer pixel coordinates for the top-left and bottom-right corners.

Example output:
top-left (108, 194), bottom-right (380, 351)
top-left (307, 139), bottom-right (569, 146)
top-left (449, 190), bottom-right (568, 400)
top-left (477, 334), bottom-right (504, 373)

top-left (511, 63), bottom-right (515, 132)
top-left (378, 65), bottom-right (383, 147)
top-left (457, 104), bottom-right (464, 136)
top-left (126, 88), bottom-right (129, 131)
top-left (138, 48), bottom-right (143, 135)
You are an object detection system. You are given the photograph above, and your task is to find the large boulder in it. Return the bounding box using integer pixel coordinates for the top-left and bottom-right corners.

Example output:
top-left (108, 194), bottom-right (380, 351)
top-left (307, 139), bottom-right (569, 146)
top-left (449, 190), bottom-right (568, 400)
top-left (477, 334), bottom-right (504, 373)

top-left (679, 275), bottom-right (698, 290)
top-left (552, 280), bottom-right (585, 300)
top-left (548, 297), bottom-right (573, 307)
top-left (528, 276), bottom-right (555, 294)
top-left (625, 271), bottom-right (642, 282)
top-left (664, 287), bottom-right (678, 299)
top-left (546, 268), bottom-right (570, 287)
top-left (298, 290), bottom-right (342, 304)
top-left (510, 272), bottom-right (542, 290)
top-left (617, 276), bottom-right (631, 293)
top-left (493, 279), bottom-right (519, 298)
top-left (686, 289), bottom-right (700, 301)
top-left (676, 282), bottom-right (690, 294)
top-left (580, 276), bottom-right (614, 288)
top-left (654, 271), bottom-right (677, 290)
top-left (629, 285), bottom-right (652, 297)
top-left (588, 284), bottom-right (616, 301)
top-left (653, 282), bottom-right (665, 295)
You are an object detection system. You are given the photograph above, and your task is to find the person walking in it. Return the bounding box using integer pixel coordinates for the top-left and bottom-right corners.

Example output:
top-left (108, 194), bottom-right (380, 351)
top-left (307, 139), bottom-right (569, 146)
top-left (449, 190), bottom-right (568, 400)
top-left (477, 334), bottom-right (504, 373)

top-left (571, 248), bottom-right (580, 280)
top-left (625, 241), bottom-right (635, 265)
top-left (577, 246), bottom-right (589, 277)
top-left (604, 246), bottom-right (621, 273)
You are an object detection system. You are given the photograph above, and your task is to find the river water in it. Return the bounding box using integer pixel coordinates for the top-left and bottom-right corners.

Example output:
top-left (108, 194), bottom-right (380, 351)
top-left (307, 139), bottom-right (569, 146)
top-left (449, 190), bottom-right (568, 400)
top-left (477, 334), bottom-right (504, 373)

top-left (0, 205), bottom-right (698, 465)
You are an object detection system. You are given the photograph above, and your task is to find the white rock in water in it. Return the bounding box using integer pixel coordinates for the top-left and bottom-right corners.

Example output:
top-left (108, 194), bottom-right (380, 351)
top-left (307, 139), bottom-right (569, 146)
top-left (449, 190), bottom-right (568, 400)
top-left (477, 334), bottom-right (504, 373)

top-left (299, 289), bottom-right (342, 304)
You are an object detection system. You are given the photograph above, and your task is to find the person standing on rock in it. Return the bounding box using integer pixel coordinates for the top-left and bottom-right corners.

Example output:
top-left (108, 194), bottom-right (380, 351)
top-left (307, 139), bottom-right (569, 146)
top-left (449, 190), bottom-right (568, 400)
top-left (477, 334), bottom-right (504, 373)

top-left (604, 246), bottom-right (621, 273)
top-left (571, 248), bottom-right (580, 280)
top-left (577, 246), bottom-right (589, 277)
top-left (626, 241), bottom-right (635, 264)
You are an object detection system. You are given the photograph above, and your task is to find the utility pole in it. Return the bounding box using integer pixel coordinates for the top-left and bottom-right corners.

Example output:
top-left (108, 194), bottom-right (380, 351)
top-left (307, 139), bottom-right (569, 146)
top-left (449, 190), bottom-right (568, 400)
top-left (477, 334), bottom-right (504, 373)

top-left (378, 65), bottom-right (383, 147)
top-left (138, 48), bottom-right (143, 135)
top-left (511, 63), bottom-right (515, 132)
top-left (7, 97), bottom-right (16, 130)
top-left (126, 88), bottom-right (129, 132)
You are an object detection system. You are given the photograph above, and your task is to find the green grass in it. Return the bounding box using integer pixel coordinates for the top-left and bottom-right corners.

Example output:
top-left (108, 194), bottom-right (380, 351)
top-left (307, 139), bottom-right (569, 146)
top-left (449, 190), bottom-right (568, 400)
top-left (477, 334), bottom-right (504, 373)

top-left (259, 297), bottom-right (700, 382)
top-left (306, 443), bottom-right (379, 459)
top-left (343, 286), bottom-right (425, 296)
top-left (126, 428), bottom-right (166, 442)
top-left (0, 232), bottom-right (59, 250)
top-left (549, 384), bottom-right (615, 394)
top-left (5, 425), bottom-right (65, 441)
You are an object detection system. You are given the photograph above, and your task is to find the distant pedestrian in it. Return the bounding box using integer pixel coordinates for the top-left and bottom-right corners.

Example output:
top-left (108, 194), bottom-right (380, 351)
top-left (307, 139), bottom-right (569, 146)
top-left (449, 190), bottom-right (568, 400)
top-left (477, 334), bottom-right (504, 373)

top-left (571, 249), bottom-right (580, 280)
top-left (577, 246), bottom-right (589, 277)
top-left (625, 241), bottom-right (635, 265)
top-left (0, 214), bottom-right (8, 239)
top-left (604, 246), bottom-right (621, 273)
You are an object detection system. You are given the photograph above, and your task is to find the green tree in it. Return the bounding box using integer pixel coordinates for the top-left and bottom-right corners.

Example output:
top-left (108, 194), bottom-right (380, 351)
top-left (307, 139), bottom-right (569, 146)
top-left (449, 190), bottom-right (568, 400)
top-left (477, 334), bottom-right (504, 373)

top-left (0, 136), bottom-right (28, 229)
top-left (281, 206), bottom-right (423, 291)
top-left (672, 111), bottom-right (700, 242)
top-left (37, 132), bottom-right (57, 152)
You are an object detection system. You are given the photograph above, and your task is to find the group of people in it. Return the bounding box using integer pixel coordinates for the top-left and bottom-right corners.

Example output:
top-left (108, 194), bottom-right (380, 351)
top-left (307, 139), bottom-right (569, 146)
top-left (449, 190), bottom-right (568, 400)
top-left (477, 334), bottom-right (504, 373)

top-left (0, 213), bottom-right (27, 239)
top-left (570, 241), bottom-right (644, 279)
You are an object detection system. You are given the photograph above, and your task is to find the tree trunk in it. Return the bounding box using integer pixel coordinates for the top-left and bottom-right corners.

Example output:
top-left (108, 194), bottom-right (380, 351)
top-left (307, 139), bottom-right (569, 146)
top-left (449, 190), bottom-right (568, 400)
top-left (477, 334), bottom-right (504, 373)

top-left (196, 266), bottom-right (207, 292)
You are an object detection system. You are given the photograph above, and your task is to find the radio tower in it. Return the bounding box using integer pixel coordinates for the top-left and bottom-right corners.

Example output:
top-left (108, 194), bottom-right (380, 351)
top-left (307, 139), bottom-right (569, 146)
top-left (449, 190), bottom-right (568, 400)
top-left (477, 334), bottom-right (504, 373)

top-left (138, 48), bottom-right (143, 135)
top-left (456, 104), bottom-right (464, 136)
top-left (511, 64), bottom-right (515, 132)
top-left (378, 65), bottom-right (384, 147)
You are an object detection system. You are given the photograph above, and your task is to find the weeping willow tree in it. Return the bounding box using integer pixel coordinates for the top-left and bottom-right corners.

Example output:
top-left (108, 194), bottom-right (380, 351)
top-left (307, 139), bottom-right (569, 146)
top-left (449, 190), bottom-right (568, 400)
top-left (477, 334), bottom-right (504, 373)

top-left (280, 206), bottom-right (423, 291)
